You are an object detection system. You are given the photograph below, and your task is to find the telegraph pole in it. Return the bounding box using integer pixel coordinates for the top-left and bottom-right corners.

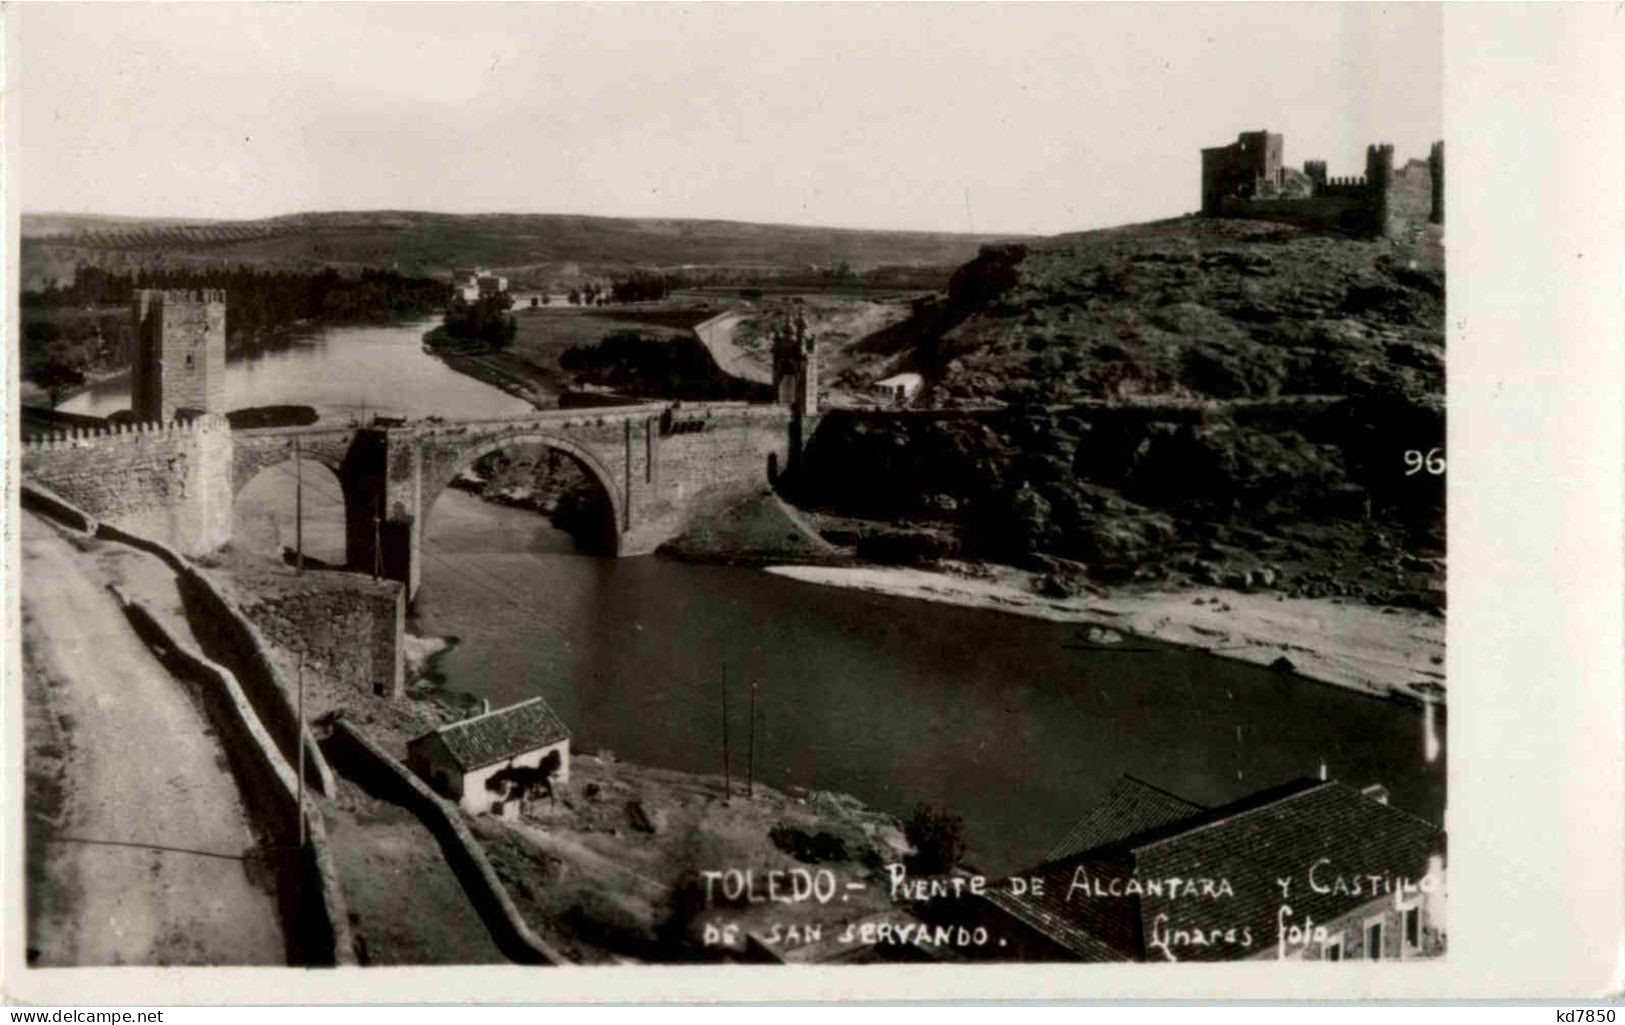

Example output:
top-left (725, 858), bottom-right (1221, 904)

top-left (747, 679), bottom-right (757, 799)
top-left (296, 654), bottom-right (306, 847)
top-left (294, 439), bottom-right (304, 574)
top-left (720, 661), bottom-right (731, 803)
top-left (372, 492), bottom-right (382, 581)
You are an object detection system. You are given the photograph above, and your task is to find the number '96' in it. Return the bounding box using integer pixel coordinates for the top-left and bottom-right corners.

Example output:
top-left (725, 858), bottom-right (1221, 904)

top-left (1404, 448), bottom-right (1445, 476)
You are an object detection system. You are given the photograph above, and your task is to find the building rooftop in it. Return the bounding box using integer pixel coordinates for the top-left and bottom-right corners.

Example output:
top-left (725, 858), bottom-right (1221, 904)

top-left (1044, 775), bottom-right (1205, 862)
top-left (985, 776), bottom-right (1445, 961)
top-left (411, 696), bottom-right (571, 773)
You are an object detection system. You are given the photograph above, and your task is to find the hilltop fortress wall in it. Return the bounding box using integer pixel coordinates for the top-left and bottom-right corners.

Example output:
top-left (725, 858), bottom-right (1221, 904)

top-left (1202, 132), bottom-right (1442, 238)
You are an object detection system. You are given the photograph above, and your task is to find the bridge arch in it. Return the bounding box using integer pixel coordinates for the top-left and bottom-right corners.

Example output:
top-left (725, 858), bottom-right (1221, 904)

top-left (232, 456), bottom-right (350, 567)
top-left (420, 432), bottom-right (626, 556)
top-left (229, 430), bottom-right (353, 500)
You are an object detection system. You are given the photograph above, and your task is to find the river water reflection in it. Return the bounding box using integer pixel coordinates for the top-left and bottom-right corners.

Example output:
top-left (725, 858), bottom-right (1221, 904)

top-left (69, 316), bottom-right (1445, 873)
top-left (62, 317), bottom-right (535, 421)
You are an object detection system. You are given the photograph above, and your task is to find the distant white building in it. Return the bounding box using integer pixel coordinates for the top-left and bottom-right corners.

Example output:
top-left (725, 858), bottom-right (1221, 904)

top-left (407, 696), bottom-right (571, 817)
top-left (873, 372), bottom-right (923, 406)
top-left (456, 267), bottom-right (509, 303)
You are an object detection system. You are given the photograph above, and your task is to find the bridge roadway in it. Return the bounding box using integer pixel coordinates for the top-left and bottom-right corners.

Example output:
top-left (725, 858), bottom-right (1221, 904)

top-left (20, 398), bottom-right (797, 598)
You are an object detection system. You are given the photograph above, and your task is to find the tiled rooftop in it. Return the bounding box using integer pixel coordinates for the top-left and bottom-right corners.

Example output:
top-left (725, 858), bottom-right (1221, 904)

top-left (987, 777), bottom-right (1445, 961)
top-left (412, 696), bottom-right (571, 772)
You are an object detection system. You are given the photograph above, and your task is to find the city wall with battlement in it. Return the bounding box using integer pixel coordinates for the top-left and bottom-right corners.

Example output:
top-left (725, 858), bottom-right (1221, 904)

top-left (21, 415), bottom-right (234, 554)
top-left (22, 401), bottom-right (796, 600)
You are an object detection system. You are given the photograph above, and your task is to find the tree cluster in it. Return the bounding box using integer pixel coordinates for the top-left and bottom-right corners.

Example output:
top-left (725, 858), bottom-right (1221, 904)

top-left (23, 263), bottom-right (450, 339)
top-left (442, 291), bottom-right (517, 349)
top-left (609, 270), bottom-right (671, 304)
top-left (565, 280), bottom-right (613, 306)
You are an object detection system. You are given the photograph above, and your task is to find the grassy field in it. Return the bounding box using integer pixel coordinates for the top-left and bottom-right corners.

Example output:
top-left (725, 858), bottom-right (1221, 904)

top-left (506, 298), bottom-right (724, 382)
top-left (423, 296), bottom-right (744, 404)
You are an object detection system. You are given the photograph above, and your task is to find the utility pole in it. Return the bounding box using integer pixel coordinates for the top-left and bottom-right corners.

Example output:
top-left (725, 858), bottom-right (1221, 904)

top-left (748, 679), bottom-right (757, 800)
top-left (294, 439), bottom-right (304, 575)
top-left (720, 661), bottom-right (731, 803)
top-left (296, 654), bottom-right (306, 847)
top-left (372, 492), bottom-right (382, 581)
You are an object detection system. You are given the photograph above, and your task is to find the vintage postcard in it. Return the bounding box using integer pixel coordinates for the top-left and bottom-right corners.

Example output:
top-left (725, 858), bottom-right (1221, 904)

top-left (2, 1), bottom-right (1619, 1005)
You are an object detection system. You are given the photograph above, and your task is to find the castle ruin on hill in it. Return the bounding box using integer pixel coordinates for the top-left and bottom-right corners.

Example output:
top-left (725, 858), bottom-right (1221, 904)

top-left (1201, 131), bottom-right (1443, 238)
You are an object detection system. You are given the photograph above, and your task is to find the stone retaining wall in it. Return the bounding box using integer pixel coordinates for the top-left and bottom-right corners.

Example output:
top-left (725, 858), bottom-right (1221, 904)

top-left (20, 482), bottom-right (99, 534)
top-left (112, 590), bottom-right (358, 966)
top-left (172, 565), bottom-right (338, 799)
top-left (228, 571), bottom-right (405, 698)
top-left (326, 720), bottom-right (566, 965)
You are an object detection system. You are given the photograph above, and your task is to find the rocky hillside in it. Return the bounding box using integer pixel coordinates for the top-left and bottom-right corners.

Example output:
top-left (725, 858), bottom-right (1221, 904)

top-left (791, 216), bottom-right (1446, 610)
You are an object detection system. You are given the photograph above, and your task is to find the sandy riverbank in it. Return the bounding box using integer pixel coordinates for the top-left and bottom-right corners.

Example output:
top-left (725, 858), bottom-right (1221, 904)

top-left (765, 561), bottom-right (1445, 706)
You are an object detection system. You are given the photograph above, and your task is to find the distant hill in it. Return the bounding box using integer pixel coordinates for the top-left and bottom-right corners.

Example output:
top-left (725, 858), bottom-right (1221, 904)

top-left (20, 210), bottom-right (1021, 290)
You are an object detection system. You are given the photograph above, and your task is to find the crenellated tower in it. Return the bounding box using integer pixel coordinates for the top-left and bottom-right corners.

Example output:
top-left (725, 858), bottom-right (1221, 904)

top-left (772, 309), bottom-right (818, 419)
top-left (131, 289), bottom-right (226, 423)
top-left (771, 309), bottom-right (818, 467)
top-left (1364, 143), bottom-right (1395, 190)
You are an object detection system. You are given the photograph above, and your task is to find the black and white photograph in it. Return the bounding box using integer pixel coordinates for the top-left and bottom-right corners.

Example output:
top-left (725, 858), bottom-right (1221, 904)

top-left (16, 0), bottom-right (1609, 999)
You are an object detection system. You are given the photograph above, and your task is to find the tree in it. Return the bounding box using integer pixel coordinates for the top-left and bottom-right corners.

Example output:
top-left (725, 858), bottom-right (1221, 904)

top-left (33, 347), bottom-right (88, 409)
top-left (903, 802), bottom-right (966, 875)
top-left (567, 287), bottom-right (581, 306)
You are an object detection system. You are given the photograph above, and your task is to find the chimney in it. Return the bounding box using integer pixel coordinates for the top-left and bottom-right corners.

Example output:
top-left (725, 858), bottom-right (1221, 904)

top-left (1318, 761), bottom-right (1328, 781)
top-left (1361, 784), bottom-right (1391, 805)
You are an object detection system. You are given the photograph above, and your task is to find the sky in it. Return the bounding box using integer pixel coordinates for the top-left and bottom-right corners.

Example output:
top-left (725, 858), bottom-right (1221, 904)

top-left (11, 3), bottom-right (1442, 236)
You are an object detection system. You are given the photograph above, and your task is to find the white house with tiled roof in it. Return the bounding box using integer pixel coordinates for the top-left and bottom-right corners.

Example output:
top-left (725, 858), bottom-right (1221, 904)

top-left (407, 696), bottom-right (571, 816)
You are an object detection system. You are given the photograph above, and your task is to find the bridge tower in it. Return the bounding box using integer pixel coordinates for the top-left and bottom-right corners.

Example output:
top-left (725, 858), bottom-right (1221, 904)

top-left (772, 310), bottom-right (818, 468)
top-left (132, 289), bottom-right (226, 423)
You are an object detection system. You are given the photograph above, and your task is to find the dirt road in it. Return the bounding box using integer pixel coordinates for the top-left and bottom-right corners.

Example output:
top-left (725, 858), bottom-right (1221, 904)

top-left (694, 310), bottom-right (773, 385)
top-left (21, 512), bottom-right (286, 966)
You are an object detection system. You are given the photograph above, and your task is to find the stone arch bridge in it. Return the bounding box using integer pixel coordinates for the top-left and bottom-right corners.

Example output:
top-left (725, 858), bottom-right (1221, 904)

top-left (22, 402), bottom-right (796, 599)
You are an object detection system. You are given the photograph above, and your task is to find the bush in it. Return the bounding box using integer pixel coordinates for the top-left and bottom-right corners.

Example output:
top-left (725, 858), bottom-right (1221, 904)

top-left (768, 826), bottom-right (850, 864)
top-left (903, 803), bottom-right (966, 876)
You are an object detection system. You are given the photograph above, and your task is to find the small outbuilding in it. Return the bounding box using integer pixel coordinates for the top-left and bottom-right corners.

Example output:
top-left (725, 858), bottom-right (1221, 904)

top-left (873, 372), bottom-right (923, 406)
top-left (407, 696), bottom-right (571, 817)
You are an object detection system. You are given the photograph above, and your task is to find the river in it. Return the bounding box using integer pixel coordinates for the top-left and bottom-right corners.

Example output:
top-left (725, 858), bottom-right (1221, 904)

top-left (66, 316), bottom-right (1446, 874)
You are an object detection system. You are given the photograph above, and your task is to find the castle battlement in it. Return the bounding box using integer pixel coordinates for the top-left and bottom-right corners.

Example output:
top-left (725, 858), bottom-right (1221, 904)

top-left (22, 413), bottom-right (230, 453)
top-left (136, 288), bottom-right (228, 306)
top-left (1200, 131), bottom-right (1442, 237)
